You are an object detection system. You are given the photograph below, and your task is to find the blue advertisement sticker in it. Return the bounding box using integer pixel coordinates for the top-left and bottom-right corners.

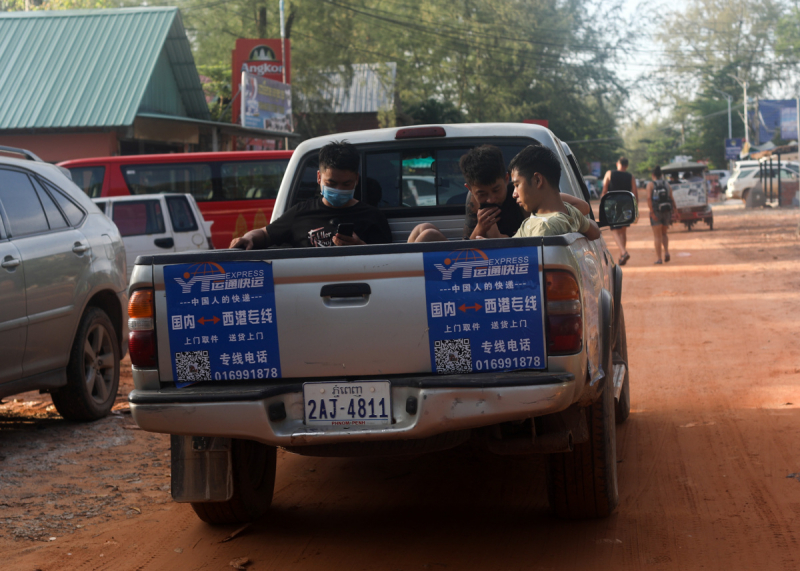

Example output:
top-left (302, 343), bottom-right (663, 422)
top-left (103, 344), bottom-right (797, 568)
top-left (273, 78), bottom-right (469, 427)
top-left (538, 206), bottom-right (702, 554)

top-left (163, 261), bottom-right (281, 386)
top-left (423, 247), bottom-right (546, 374)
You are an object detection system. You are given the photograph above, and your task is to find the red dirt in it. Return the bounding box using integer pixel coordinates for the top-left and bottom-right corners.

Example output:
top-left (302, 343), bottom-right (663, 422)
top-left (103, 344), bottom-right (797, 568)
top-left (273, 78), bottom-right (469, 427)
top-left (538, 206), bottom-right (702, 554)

top-left (1, 201), bottom-right (799, 571)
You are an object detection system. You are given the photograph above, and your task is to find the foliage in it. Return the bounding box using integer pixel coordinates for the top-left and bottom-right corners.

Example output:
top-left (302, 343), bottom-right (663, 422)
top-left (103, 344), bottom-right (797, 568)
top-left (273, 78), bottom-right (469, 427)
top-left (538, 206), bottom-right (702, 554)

top-left (174, 0), bottom-right (627, 155)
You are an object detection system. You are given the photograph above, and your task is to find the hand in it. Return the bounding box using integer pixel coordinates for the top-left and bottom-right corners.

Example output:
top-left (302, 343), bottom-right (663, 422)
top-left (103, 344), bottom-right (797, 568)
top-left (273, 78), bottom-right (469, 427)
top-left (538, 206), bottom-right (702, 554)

top-left (671, 211), bottom-right (680, 222)
top-left (230, 236), bottom-right (253, 250)
top-left (332, 231), bottom-right (366, 246)
top-left (475, 206), bottom-right (502, 238)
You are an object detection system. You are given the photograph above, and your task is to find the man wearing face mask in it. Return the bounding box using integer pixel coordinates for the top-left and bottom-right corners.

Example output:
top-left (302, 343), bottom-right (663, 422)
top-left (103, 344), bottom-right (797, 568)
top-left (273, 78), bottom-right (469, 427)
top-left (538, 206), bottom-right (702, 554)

top-left (230, 141), bottom-right (392, 249)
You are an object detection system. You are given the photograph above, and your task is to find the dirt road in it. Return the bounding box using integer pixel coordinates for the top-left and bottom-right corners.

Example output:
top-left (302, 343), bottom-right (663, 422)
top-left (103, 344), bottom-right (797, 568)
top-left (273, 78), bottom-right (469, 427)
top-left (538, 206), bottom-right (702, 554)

top-left (2, 202), bottom-right (799, 571)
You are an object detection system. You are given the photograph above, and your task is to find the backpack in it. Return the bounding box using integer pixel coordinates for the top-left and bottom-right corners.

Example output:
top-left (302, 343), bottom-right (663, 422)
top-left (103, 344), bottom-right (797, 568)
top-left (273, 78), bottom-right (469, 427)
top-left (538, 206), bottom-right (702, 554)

top-left (653, 180), bottom-right (672, 212)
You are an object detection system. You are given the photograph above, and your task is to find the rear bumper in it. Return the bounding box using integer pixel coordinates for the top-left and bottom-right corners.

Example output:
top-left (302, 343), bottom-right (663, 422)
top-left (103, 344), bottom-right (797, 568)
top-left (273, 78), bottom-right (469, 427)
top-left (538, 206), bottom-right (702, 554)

top-left (129, 371), bottom-right (576, 446)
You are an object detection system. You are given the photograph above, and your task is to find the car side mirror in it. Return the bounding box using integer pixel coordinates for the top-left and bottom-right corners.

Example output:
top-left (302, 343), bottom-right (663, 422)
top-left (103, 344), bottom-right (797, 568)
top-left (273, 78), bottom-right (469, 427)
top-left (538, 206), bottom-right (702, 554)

top-left (599, 191), bottom-right (638, 229)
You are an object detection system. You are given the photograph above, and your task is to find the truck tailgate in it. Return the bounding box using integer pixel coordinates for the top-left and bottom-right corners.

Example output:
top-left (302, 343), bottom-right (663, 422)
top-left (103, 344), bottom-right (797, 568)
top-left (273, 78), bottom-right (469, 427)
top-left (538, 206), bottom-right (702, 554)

top-left (153, 241), bottom-right (547, 383)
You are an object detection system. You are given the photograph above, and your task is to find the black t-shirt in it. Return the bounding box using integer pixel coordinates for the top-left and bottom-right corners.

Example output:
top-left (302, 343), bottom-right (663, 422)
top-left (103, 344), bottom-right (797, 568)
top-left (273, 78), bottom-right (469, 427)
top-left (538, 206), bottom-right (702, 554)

top-left (266, 197), bottom-right (392, 248)
top-left (463, 184), bottom-right (527, 238)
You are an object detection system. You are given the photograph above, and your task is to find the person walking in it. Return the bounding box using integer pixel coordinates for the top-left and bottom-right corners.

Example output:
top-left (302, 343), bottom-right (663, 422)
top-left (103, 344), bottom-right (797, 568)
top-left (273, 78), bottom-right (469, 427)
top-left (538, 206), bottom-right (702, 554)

top-left (646, 166), bottom-right (678, 264)
top-left (602, 156), bottom-right (636, 265)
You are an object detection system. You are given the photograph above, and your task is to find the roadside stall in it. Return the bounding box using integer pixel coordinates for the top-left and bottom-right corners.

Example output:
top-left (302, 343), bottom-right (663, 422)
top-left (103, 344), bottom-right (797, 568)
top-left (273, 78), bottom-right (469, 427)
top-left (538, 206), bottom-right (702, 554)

top-left (661, 161), bottom-right (714, 231)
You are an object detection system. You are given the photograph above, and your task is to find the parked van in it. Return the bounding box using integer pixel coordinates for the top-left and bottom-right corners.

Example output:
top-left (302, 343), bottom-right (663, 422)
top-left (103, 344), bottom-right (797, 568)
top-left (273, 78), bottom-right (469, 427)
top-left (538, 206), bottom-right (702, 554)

top-left (60, 151), bottom-right (292, 249)
top-left (93, 194), bottom-right (213, 279)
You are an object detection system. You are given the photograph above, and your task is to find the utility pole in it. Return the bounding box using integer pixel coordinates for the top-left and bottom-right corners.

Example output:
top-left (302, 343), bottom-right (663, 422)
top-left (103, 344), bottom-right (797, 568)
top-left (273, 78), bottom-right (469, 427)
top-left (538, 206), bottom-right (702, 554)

top-left (714, 88), bottom-right (734, 170)
top-left (728, 73), bottom-right (749, 148)
top-left (257, 6), bottom-right (267, 38)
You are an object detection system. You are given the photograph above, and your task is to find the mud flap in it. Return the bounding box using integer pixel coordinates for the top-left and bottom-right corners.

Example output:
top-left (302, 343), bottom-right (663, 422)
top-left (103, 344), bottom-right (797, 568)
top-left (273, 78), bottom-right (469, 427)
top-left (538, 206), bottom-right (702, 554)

top-left (170, 435), bottom-right (233, 503)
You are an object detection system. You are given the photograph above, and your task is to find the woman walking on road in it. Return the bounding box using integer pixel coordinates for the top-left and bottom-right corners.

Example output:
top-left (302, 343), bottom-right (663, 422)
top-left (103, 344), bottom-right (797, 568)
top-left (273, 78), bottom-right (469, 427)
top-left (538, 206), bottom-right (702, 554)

top-left (646, 166), bottom-right (678, 264)
top-left (601, 156), bottom-right (636, 265)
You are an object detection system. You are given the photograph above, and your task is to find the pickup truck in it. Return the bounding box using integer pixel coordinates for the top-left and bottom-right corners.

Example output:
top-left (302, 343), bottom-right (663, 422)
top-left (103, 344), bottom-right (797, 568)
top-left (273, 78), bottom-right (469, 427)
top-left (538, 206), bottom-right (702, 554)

top-left (126, 123), bottom-right (637, 524)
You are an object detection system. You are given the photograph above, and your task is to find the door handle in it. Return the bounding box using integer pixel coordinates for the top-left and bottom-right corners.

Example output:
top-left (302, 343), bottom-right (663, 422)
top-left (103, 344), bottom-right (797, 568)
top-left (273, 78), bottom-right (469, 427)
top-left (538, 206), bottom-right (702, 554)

top-left (1, 256), bottom-right (20, 269)
top-left (320, 283), bottom-right (371, 298)
top-left (72, 242), bottom-right (90, 254)
top-left (154, 237), bottom-right (174, 249)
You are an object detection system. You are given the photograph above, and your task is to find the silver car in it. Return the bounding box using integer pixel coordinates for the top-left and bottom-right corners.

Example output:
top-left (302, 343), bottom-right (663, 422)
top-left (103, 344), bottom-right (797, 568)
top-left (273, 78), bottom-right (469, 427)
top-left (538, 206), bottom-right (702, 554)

top-left (0, 147), bottom-right (128, 420)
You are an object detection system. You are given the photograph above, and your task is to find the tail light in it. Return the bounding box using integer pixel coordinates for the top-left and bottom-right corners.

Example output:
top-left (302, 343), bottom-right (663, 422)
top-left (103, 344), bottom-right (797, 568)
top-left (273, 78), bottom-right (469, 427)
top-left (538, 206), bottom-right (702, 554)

top-left (128, 289), bottom-right (157, 367)
top-left (545, 271), bottom-right (582, 354)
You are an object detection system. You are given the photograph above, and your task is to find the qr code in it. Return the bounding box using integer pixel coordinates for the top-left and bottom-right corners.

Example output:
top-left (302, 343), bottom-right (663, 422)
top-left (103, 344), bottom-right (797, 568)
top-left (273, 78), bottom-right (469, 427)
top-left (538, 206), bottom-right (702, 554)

top-left (175, 351), bottom-right (211, 381)
top-left (434, 338), bottom-right (472, 374)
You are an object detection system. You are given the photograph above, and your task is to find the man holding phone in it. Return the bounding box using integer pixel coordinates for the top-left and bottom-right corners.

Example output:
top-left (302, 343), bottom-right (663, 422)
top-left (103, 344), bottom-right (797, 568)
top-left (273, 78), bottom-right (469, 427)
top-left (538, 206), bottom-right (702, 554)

top-left (230, 141), bottom-right (391, 249)
top-left (407, 144), bottom-right (590, 242)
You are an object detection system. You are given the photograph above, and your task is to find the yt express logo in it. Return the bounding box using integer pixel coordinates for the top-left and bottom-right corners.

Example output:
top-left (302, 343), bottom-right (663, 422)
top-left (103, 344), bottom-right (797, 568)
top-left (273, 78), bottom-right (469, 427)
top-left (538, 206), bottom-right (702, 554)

top-left (173, 263), bottom-right (227, 293)
top-left (434, 249), bottom-right (489, 280)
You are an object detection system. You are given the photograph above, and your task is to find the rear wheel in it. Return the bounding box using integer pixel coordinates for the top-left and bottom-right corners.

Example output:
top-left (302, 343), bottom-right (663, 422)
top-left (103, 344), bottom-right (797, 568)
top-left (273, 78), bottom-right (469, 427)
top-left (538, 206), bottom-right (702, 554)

top-left (546, 379), bottom-right (619, 519)
top-left (741, 188), bottom-right (750, 203)
top-left (191, 439), bottom-right (277, 525)
top-left (51, 307), bottom-right (120, 421)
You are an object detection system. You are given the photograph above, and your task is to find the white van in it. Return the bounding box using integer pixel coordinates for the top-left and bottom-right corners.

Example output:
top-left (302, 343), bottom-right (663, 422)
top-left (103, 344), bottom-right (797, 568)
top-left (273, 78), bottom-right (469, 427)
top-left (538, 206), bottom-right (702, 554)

top-left (93, 193), bottom-right (213, 279)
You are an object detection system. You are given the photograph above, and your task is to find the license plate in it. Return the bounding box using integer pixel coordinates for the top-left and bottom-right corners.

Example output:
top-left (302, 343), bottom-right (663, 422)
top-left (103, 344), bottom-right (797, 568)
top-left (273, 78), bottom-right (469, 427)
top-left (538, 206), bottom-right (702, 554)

top-left (303, 381), bottom-right (391, 429)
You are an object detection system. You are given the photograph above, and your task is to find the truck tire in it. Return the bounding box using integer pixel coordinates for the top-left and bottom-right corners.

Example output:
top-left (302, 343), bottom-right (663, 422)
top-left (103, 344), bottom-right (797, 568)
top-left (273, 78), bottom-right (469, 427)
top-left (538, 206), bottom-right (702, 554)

top-left (191, 439), bottom-right (277, 525)
top-left (546, 377), bottom-right (619, 519)
top-left (613, 306), bottom-right (631, 424)
top-left (51, 307), bottom-right (120, 421)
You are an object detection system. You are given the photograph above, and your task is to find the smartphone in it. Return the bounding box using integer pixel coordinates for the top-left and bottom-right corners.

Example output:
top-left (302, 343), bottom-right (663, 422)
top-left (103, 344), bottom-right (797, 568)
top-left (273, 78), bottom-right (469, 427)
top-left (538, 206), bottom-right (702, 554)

top-left (336, 223), bottom-right (355, 237)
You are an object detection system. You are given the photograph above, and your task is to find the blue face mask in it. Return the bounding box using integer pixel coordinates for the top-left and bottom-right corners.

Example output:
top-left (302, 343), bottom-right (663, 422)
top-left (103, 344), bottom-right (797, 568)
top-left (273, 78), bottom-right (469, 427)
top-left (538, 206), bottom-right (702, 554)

top-left (321, 185), bottom-right (355, 207)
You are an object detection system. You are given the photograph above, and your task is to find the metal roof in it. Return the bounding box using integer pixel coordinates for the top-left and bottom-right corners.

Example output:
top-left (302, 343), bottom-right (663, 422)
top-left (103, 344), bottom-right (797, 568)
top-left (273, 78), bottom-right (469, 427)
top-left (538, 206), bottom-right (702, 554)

top-left (0, 7), bottom-right (210, 131)
top-left (321, 63), bottom-right (396, 114)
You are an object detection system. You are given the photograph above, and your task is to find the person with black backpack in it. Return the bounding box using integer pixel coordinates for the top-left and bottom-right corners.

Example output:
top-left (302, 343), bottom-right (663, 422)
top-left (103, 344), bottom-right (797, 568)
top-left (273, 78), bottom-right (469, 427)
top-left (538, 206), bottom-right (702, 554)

top-left (646, 166), bottom-right (678, 264)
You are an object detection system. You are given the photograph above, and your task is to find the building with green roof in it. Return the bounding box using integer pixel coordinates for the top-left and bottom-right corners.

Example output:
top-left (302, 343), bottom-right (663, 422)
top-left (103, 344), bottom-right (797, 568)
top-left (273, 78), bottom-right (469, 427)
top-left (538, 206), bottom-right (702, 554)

top-left (0, 7), bottom-right (293, 161)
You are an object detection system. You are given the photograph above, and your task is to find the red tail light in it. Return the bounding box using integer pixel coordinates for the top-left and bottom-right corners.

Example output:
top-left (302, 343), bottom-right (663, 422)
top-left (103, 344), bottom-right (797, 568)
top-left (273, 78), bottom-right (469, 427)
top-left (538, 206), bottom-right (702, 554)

top-left (128, 289), bottom-right (157, 367)
top-left (395, 126), bottom-right (446, 139)
top-left (129, 330), bottom-right (158, 367)
top-left (545, 271), bottom-right (582, 354)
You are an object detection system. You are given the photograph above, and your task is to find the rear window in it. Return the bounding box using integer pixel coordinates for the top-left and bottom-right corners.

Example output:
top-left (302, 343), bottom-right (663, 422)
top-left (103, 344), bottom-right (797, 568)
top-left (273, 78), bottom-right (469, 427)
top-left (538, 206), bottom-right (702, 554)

top-left (736, 169), bottom-right (755, 180)
top-left (69, 166), bottom-right (105, 198)
top-left (112, 200), bottom-right (166, 236)
top-left (363, 145), bottom-right (525, 208)
top-left (121, 160), bottom-right (290, 202)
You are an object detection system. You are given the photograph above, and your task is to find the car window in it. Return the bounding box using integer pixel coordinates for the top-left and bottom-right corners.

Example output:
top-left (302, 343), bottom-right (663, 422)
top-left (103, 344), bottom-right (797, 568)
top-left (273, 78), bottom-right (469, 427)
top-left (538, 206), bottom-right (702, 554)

top-left (165, 196), bottom-right (199, 232)
top-left (112, 200), bottom-right (166, 237)
top-left (736, 169), bottom-right (755, 179)
top-left (44, 182), bottom-right (86, 226)
top-left (0, 169), bottom-right (50, 237)
top-left (95, 201), bottom-right (107, 214)
top-left (68, 166), bottom-right (105, 198)
top-left (363, 144), bottom-right (527, 208)
top-left (31, 178), bottom-right (68, 230)
top-left (123, 163), bottom-right (213, 202)
top-left (220, 160), bottom-right (289, 200)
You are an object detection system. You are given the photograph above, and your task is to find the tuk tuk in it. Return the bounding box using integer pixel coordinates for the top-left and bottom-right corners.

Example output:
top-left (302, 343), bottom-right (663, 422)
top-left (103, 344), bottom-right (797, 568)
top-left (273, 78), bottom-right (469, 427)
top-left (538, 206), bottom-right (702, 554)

top-left (660, 161), bottom-right (713, 230)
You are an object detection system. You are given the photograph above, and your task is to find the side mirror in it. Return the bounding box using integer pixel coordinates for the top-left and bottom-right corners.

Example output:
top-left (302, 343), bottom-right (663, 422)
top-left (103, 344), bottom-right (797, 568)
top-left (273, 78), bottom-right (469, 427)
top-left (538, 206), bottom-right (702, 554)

top-left (599, 191), bottom-right (638, 229)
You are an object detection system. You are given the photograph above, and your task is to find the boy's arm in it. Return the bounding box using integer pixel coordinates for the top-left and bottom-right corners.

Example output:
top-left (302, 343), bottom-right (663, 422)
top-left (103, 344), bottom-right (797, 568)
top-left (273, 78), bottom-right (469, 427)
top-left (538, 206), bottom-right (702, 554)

top-left (583, 219), bottom-right (601, 241)
top-left (561, 193), bottom-right (590, 215)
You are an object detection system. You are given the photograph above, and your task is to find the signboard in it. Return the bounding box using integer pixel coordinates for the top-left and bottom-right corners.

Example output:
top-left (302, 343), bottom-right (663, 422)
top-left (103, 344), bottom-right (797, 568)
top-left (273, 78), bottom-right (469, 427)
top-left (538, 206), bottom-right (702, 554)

top-left (231, 38), bottom-right (291, 125)
top-left (781, 106), bottom-right (798, 140)
top-left (241, 70), bottom-right (293, 132)
top-left (422, 247), bottom-right (546, 375)
top-left (589, 161), bottom-right (601, 177)
top-left (164, 261), bottom-right (282, 386)
top-left (725, 138), bottom-right (743, 161)
top-left (671, 181), bottom-right (708, 209)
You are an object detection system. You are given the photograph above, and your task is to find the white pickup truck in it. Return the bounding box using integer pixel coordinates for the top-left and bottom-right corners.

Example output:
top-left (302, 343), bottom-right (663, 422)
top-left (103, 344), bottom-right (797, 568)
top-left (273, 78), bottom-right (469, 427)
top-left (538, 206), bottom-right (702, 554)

top-left (126, 123), bottom-right (637, 524)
